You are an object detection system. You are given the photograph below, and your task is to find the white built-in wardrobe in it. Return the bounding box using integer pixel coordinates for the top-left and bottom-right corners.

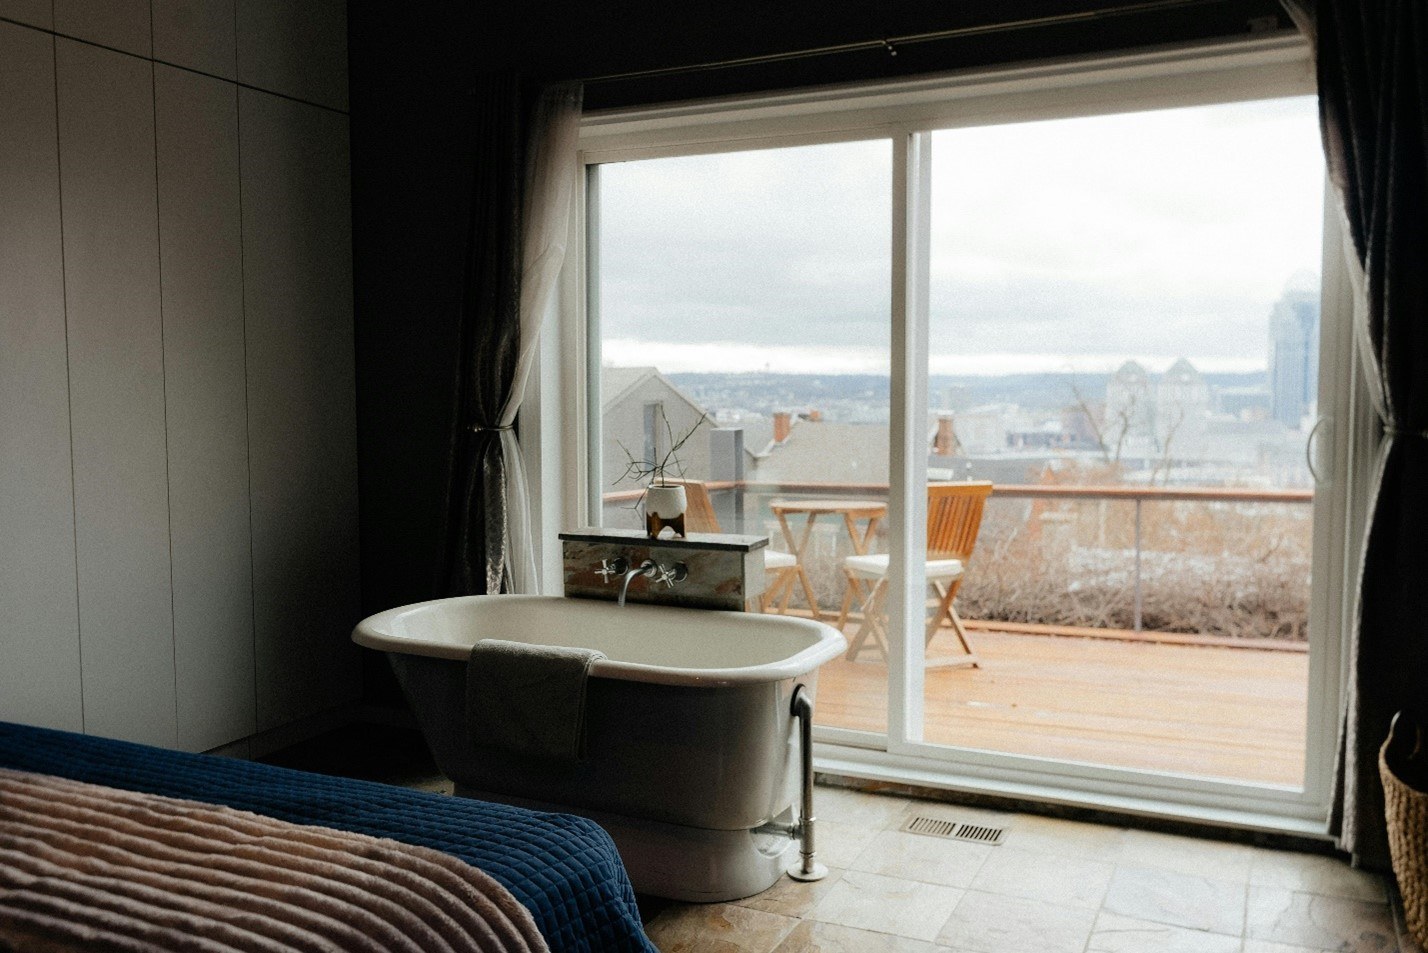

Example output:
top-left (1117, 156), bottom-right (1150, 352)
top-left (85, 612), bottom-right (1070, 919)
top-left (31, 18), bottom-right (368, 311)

top-left (0, 0), bottom-right (359, 753)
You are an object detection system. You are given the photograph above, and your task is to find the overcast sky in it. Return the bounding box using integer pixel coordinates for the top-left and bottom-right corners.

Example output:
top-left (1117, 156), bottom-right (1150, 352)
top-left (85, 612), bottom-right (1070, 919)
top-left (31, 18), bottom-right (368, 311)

top-left (598, 95), bottom-right (1325, 376)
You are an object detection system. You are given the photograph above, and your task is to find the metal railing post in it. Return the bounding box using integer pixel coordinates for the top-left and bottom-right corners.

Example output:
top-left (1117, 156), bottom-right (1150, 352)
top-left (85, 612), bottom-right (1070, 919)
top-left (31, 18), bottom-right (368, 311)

top-left (1133, 498), bottom-right (1143, 632)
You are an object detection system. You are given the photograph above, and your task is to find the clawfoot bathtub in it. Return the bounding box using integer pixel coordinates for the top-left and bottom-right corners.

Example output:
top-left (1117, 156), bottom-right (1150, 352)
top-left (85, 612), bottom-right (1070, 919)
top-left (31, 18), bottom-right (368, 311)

top-left (353, 594), bottom-right (847, 901)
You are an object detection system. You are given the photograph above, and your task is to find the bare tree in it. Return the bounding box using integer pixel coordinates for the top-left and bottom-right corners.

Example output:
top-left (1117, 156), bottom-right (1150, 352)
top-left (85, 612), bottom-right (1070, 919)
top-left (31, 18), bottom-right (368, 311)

top-left (1065, 376), bottom-right (1117, 465)
top-left (616, 405), bottom-right (708, 486)
top-left (1150, 405), bottom-right (1184, 485)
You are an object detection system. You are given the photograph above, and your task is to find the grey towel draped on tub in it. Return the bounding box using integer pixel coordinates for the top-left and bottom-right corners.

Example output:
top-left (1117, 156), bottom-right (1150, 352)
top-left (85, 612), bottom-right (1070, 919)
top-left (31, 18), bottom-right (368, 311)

top-left (467, 639), bottom-right (606, 762)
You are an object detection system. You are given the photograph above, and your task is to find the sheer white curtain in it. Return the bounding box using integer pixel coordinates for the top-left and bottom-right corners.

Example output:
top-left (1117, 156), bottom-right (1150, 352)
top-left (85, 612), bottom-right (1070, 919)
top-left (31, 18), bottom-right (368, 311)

top-left (498, 82), bottom-right (582, 594)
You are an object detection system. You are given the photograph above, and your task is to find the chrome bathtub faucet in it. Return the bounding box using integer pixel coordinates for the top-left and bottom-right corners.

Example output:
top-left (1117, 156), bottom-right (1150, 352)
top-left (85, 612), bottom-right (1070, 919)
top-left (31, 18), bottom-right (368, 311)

top-left (617, 559), bottom-right (657, 607)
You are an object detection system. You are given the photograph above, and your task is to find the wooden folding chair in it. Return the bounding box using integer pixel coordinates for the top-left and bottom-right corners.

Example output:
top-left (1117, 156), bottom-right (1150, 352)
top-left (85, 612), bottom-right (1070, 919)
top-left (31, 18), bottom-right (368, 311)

top-left (842, 481), bottom-right (993, 667)
top-left (666, 480), bottom-right (800, 613)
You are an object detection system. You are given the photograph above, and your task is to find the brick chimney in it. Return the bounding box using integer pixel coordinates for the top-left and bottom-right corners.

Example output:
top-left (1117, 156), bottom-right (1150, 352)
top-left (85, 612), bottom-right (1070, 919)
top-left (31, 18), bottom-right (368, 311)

top-left (934, 415), bottom-right (956, 456)
top-left (773, 411), bottom-right (792, 443)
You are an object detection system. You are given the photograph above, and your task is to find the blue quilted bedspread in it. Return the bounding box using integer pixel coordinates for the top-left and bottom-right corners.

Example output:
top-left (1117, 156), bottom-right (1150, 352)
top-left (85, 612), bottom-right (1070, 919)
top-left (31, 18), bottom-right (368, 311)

top-left (0, 721), bottom-right (655, 953)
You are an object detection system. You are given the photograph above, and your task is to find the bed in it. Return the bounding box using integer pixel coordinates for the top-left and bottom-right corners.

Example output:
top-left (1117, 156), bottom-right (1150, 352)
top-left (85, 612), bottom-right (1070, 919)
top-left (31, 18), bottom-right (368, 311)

top-left (0, 720), bottom-right (655, 953)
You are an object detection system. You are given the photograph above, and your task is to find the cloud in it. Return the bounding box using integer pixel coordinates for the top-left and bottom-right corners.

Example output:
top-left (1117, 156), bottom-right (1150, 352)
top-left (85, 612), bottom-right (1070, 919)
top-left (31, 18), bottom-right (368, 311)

top-left (596, 96), bottom-right (1325, 373)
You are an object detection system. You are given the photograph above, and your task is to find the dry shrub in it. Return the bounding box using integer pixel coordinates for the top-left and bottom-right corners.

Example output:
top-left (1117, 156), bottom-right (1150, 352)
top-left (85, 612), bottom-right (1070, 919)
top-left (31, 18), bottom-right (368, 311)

top-left (612, 481), bottom-right (1312, 642)
top-left (957, 494), bottom-right (1311, 641)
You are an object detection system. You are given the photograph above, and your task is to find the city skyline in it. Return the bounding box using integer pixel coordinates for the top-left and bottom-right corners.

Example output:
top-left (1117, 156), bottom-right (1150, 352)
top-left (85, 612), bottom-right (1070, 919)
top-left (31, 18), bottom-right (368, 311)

top-left (604, 274), bottom-right (1323, 383)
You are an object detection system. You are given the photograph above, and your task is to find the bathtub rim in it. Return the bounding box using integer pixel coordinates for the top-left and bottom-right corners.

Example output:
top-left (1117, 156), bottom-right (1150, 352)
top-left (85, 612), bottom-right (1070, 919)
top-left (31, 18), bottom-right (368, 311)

top-left (352, 594), bottom-right (848, 688)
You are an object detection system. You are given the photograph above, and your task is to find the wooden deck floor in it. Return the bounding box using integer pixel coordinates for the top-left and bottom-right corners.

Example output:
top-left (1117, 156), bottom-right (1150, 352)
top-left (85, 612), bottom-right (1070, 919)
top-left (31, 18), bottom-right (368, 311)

top-left (814, 626), bottom-right (1308, 787)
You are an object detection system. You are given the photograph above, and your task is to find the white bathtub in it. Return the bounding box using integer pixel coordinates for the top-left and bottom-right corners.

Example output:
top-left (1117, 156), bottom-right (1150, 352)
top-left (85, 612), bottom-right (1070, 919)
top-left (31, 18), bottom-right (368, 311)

top-left (353, 594), bottom-right (847, 901)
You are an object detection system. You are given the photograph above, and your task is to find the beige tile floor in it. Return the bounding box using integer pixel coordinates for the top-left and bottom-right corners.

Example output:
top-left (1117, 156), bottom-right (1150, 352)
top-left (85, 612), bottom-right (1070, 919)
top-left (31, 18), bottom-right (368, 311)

top-left (643, 786), bottom-right (1420, 953)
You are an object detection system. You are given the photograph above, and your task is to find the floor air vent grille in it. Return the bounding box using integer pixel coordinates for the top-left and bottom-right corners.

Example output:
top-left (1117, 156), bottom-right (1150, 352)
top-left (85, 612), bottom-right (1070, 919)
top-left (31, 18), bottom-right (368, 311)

top-left (902, 816), bottom-right (1005, 845)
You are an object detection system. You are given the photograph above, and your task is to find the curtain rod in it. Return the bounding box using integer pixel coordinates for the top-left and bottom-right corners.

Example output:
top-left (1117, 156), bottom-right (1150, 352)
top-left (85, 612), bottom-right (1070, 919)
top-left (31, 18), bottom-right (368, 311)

top-left (583, 0), bottom-right (1252, 85)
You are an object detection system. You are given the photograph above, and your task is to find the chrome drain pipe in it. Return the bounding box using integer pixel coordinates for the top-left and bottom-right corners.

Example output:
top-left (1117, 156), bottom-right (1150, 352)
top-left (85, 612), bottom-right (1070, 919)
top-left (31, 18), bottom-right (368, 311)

top-left (785, 684), bottom-right (828, 882)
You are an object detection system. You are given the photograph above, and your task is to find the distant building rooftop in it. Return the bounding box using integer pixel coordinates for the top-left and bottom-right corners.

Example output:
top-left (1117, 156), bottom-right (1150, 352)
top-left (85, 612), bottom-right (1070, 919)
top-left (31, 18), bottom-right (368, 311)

top-left (736, 416), bottom-right (775, 454)
top-left (601, 366), bottom-right (661, 411)
top-left (747, 419), bottom-right (888, 484)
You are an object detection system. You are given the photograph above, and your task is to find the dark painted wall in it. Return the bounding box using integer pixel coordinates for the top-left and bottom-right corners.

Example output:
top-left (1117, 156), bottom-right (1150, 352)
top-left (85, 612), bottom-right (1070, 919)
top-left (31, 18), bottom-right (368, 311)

top-left (346, 0), bottom-right (1290, 698)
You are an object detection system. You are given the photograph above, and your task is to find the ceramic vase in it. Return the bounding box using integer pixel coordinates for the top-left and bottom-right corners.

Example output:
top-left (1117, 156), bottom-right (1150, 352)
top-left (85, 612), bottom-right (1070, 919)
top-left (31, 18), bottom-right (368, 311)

top-left (644, 484), bottom-right (687, 538)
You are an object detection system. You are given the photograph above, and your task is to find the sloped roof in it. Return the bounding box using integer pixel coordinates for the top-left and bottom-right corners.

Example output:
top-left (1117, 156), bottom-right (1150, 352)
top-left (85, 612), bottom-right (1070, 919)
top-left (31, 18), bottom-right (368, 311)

top-left (737, 416), bottom-right (775, 454)
top-left (1162, 357), bottom-right (1202, 384)
top-left (1111, 359), bottom-right (1150, 383)
top-left (600, 366), bottom-right (709, 420)
top-left (744, 410), bottom-right (966, 480)
top-left (747, 420), bottom-right (889, 484)
top-left (601, 366), bottom-right (658, 410)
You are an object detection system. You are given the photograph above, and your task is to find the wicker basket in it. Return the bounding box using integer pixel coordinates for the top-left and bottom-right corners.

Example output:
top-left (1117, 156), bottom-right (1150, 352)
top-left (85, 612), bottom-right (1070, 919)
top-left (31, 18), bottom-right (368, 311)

top-left (1381, 711), bottom-right (1428, 949)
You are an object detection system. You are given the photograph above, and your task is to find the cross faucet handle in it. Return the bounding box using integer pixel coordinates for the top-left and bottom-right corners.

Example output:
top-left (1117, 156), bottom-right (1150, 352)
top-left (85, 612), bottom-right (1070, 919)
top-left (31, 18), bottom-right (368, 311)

top-left (655, 562), bottom-right (689, 588)
top-left (596, 557), bottom-right (628, 583)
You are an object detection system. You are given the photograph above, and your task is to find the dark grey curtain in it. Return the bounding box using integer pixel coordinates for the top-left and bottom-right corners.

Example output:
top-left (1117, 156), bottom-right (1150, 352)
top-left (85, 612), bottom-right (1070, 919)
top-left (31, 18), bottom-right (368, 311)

top-left (1290, 0), bottom-right (1428, 869)
top-left (438, 74), bottom-right (527, 597)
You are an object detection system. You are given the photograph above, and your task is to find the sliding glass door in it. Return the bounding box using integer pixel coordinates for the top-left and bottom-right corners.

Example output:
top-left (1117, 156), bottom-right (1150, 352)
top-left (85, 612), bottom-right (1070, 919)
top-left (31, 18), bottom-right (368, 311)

top-left (589, 141), bottom-right (896, 735)
top-left (573, 40), bottom-right (1353, 824)
top-left (910, 97), bottom-right (1327, 788)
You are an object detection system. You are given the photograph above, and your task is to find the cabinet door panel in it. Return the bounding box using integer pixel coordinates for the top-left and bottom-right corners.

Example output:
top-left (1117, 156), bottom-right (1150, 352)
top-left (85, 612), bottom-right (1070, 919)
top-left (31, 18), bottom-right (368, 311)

top-left (236, 0), bottom-right (346, 110)
top-left (57, 39), bottom-right (176, 747)
top-left (156, 65), bottom-right (255, 752)
top-left (54, 0), bottom-right (151, 57)
top-left (240, 89), bottom-right (360, 730)
top-left (153, 0), bottom-right (237, 80)
top-left (0, 0), bottom-right (51, 29)
top-left (0, 23), bottom-right (82, 731)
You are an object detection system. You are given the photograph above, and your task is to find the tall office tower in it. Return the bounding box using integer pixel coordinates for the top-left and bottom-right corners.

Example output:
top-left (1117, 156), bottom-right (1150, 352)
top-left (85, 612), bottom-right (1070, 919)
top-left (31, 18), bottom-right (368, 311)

top-left (1268, 281), bottom-right (1320, 430)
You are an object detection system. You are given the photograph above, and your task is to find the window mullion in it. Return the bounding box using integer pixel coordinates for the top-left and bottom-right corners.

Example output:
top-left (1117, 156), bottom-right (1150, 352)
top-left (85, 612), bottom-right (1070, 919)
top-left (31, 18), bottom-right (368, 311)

top-left (887, 130), bottom-right (932, 750)
top-left (583, 164), bottom-right (603, 526)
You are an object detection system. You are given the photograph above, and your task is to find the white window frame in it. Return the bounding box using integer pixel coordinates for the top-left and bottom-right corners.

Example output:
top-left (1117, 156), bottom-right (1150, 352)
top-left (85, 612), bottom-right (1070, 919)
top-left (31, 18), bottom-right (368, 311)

top-left (529, 33), bottom-right (1363, 837)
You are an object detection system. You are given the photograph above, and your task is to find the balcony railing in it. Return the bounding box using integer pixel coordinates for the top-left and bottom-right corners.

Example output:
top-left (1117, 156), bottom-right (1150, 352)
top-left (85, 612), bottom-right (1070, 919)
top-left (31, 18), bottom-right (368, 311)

top-left (596, 485), bottom-right (1308, 640)
top-left (980, 484), bottom-right (1312, 633)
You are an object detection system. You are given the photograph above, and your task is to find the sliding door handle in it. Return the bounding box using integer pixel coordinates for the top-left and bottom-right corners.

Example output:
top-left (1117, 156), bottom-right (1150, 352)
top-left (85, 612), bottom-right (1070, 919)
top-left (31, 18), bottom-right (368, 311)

top-left (1306, 415), bottom-right (1331, 486)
